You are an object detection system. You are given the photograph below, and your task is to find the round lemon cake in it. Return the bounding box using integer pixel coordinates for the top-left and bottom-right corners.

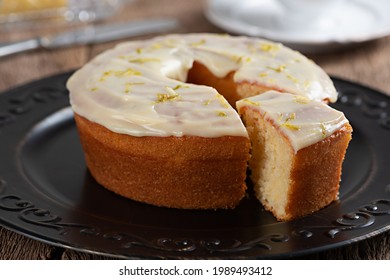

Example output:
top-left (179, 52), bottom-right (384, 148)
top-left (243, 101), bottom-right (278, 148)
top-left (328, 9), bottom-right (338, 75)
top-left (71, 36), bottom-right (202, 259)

top-left (67, 33), bottom-right (351, 220)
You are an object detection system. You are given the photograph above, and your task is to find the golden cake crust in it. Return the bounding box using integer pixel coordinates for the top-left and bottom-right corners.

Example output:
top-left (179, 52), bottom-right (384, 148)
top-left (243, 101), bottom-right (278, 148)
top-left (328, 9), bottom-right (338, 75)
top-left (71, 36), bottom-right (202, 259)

top-left (74, 114), bottom-right (250, 209)
top-left (285, 124), bottom-right (353, 220)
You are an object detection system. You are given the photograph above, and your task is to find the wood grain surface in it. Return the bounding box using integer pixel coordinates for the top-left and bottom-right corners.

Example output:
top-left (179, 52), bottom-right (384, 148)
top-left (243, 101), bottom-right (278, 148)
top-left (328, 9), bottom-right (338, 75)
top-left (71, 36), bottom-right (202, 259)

top-left (0, 0), bottom-right (389, 260)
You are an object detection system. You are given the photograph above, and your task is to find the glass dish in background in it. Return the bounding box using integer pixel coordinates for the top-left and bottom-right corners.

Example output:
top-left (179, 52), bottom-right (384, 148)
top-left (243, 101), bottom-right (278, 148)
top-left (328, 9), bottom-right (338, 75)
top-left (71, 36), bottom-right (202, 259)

top-left (0, 0), bottom-right (127, 28)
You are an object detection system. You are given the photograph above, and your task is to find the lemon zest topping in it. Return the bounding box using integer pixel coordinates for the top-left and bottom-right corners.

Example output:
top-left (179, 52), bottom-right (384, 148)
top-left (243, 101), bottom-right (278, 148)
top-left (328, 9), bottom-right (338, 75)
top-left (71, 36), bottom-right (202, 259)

top-left (282, 123), bottom-right (301, 131)
top-left (260, 43), bottom-right (279, 52)
top-left (285, 112), bottom-right (296, 122)
top-left (215, 94), bottom-right (230, 108)
top-left (190, 39), bottom-right (206, 46)
top-left (320, 123), bottom-right (327, 138)
top-left (280, 113), bottom-right (300, 130)
top-left (151, 43), bottom-right (162, 49)
top-left (156, 93), bottom-right (181, 103)
top-left (99, 68), bottom-right (142, 82)
top-left (124, 82), bottom-right (144, 93)
top-left (234, 55), bottom-right (242, 63)
top-left (267, 64), bottom-right (286, 73)
top-left (128, 58), bottom-right (161, 64)
top-left (294, 95), bottom-right (311, 104)
top-left (154, 86), bottom-right (183, 103)
top-left (259, 72), bottom-right (268, 78)
top-left (164, 86), bottom-right (177, 96)
top-left (203, 99), bottom-right (212, 106)
top-left (286, 74), bottom-right (299, 84)
top-left (217, 111), bottom-right (227, 117)
top-left (244, 99), bottom-right (260, 106)
top-left (119, 68), bottom-right (142, 76)
top-left (172, 84), bottom-right (189, 91)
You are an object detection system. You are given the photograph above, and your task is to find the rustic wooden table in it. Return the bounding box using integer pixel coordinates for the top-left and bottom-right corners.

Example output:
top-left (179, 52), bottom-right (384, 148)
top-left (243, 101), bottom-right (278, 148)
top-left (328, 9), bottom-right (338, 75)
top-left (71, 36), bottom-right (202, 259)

top-left (0, 0), bottom-right (389, 260)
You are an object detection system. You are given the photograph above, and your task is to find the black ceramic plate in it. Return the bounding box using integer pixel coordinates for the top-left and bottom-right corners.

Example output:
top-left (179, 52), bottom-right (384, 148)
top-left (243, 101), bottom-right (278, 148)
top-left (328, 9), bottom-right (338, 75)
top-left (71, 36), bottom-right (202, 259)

top-left (0, 72), bottom-right (390, 259)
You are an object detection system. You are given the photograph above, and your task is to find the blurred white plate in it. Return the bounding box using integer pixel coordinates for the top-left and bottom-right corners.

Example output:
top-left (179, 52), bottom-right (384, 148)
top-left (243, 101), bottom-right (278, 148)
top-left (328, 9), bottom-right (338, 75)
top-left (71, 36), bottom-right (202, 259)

top-left (205, 0), bottom-right (390, 53)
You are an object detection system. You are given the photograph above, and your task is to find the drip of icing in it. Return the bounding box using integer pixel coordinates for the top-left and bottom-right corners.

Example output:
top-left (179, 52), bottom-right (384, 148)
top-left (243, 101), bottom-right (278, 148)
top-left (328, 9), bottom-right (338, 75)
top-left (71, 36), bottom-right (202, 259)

top-left (67, 33), bottom-right (337, 138)
top-left (236, 91), bottom-right (349, 152)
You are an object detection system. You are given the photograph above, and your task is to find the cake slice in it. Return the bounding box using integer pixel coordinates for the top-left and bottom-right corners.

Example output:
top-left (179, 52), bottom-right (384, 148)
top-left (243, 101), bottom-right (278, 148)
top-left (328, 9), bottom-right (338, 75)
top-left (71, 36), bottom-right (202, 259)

top-left (237, 91), bottom-right (352, 221)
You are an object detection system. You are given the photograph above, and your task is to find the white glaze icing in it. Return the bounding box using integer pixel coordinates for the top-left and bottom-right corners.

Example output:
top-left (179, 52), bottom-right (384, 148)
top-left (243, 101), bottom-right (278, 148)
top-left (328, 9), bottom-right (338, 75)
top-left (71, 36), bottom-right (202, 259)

top-left (236, 91), bottom-right (349, 152)
top-left (67, 33), bottom-right (337, 138)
